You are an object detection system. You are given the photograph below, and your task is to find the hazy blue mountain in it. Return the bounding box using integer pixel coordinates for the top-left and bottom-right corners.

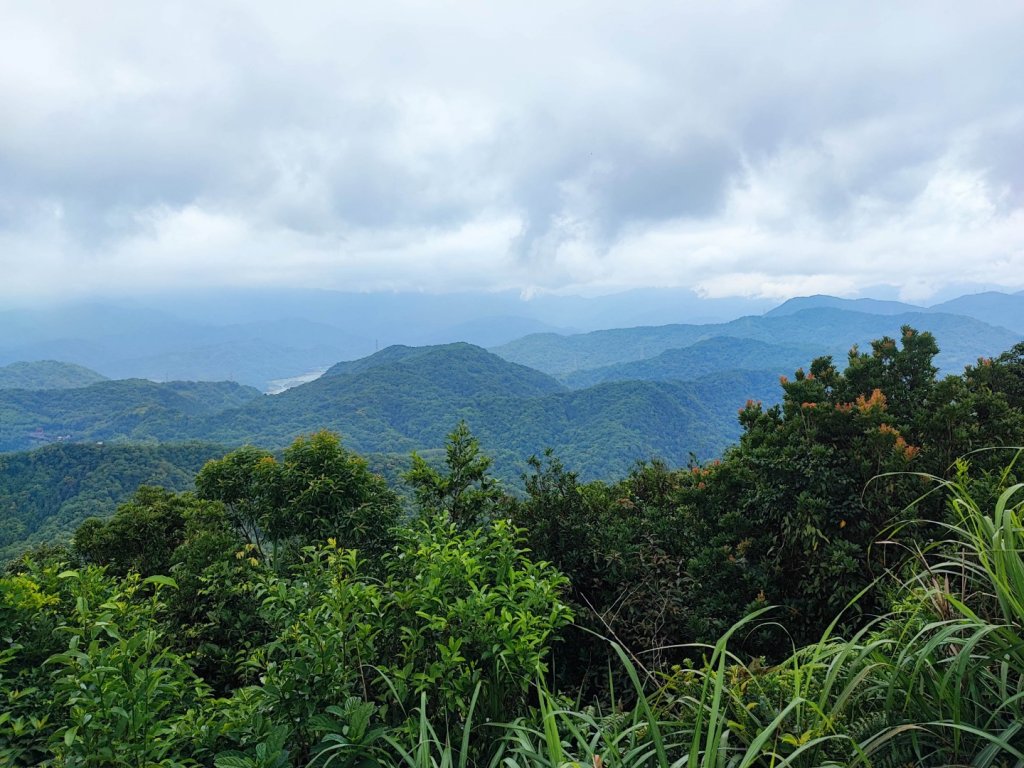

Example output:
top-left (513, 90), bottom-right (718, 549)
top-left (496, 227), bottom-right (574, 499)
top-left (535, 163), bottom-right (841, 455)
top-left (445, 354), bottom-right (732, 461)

top-left (137, 286), bottom-right (776, 334)
top-left (928, 292), bottom-right (1024, 335)
top-left (766, 295), bottom-right (924, 316)
top-left (492, 308), bottom-right (1021, 377)
top-left (764, 291), bottom-right (1024, 336)
top-left (0, 310), bottom-right (373, 391)
top-left (103, 337), bottom-right (364, 387)
top-left (562, 337), bottom-right (822, 388)
top-left (4, 289), bottom-right (1014, 391)
top-left (417, 316), bottom-right (580, 348)
top-left (0, 303), bottom-right (198, 347)
top-left (0, 289), bottom-right (776, 389)
top-left (0, 361), bottom-right (108, 390)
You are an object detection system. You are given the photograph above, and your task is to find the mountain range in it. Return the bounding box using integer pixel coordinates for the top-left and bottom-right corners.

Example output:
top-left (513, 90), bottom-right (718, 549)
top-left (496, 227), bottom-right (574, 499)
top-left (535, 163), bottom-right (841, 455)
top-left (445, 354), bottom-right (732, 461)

top-left (0, 344), bottom-right (782, 477)
top-left (491, 306), bottom-right (1020, 378)
top-left (7, 288), bottom-right (1018, 391)
top-left (1, 290), bottom-right (1021, 561)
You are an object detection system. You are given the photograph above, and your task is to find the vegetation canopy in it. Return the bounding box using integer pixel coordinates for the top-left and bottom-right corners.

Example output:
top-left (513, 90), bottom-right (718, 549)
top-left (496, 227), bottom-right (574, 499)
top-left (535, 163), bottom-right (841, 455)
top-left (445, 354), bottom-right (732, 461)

top-left (1, 329), bottom-right (1024, 765)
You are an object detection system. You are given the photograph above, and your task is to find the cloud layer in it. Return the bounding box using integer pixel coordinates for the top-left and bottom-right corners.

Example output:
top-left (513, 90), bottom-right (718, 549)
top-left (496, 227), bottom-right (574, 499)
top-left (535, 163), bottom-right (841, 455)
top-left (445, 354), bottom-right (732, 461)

top-left (1, 1), bottom-right (1022, 302)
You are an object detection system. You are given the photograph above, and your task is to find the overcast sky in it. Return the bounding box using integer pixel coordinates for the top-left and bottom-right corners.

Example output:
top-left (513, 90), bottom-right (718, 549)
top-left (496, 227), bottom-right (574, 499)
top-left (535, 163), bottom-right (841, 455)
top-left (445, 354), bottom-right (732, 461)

top-left (1, 1), bottom-right (1022, 304)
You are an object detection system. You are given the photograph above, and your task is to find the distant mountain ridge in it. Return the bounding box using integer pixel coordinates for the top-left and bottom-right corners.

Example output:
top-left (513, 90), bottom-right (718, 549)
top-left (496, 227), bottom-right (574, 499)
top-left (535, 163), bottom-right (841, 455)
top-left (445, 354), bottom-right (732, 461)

top-left (2, 288), bottom-right (1020, 389)
top-left (491, 307), bottom-right (1021, 377)
top-left (0, 288), bottom-right (774, 390)
top-left (765, 295), bottom-right (924, 317)
top-left (562, 337), bottom-right (822, 389)
top-left (764, 291), bottom-right (1024, 335)
top-left (928, 291), bottom-right (1024, 335)
top-left (0, 361), bottom-right (108, 390)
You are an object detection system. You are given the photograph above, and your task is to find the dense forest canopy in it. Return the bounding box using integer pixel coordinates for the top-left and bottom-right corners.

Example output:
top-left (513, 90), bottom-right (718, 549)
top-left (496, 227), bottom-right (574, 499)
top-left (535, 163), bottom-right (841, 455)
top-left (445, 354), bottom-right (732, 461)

top-left (2, 329), bottom-right (1024, 765)
top-left (0, 343), bottom-right (781, 481)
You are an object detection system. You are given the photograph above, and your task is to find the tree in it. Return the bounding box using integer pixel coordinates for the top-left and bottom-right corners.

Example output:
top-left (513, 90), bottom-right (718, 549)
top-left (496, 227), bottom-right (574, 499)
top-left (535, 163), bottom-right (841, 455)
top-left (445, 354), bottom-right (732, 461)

top-left (404, 421), bottom-right (505, 529)
top-left (194, 446), bottom-right (281, 558)
top-left (196, 432), bottom-right (400, 563)
top-left (841, 326), bottom-right (938, 425)
top-left (74, 487), bottom-right (219, 577)
top-left (272, 431), bottom-right (401, 560)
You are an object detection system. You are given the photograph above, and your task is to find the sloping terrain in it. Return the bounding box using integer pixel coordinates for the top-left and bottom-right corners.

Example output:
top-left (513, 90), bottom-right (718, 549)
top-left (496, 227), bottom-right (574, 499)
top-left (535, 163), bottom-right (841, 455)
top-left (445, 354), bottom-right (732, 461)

top-left (491, 308), bottom-right (1021, 376)
top-left (561, 337), bottom-right (821, 388)
top-left (0, 380), bottom-right (262, 452)
top-left (0, 360), bottom-right (109, 390)
top-left (0, 441), bottom-right (226, 562)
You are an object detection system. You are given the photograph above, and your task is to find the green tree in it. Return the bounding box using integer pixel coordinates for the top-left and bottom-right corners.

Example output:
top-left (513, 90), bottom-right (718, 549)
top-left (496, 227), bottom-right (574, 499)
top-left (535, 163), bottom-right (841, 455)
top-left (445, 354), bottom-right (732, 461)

top-left (272, 431), bottom-right (400, 559)
top-left (404, 421), bottom-right (505, 529)
top-left (195, 445), bottom-right (282, 558)
top-left (196, 432), bottom-right (400, 563)
top-left (73, 486), bottom-right (222, 577)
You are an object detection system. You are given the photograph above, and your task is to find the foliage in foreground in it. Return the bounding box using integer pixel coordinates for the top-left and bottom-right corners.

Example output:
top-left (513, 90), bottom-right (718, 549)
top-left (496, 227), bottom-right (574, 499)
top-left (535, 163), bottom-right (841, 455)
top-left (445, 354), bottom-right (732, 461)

top-left (4, 456), bottom-right (1024, 766)
top-left (2, 333), bottom-right (1024, 766)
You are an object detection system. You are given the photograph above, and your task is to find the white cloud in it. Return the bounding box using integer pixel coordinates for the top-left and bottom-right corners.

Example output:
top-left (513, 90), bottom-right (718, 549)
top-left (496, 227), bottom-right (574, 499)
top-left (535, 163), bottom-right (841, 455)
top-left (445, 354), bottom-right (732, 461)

top-left (0, 1), bottom-right (1022, 302)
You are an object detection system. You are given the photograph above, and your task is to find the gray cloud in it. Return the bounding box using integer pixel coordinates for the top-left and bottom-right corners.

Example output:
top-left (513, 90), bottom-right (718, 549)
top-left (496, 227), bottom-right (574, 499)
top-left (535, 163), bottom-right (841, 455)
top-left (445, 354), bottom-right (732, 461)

top-left (0, 1), bottom-right (1022, 302)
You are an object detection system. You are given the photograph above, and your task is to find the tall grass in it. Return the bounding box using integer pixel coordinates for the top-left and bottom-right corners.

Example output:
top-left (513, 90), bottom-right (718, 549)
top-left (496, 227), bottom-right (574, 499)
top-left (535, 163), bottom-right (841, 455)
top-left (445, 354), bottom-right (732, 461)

top-left (855, 463), bottom-right (1024, 765)
top-left (362, 461), bottom-right (1024, 767)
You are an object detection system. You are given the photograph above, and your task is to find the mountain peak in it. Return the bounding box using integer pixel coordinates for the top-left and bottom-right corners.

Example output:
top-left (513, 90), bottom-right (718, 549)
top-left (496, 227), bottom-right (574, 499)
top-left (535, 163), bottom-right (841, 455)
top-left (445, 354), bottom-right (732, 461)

top-left (765, 295), bottom-right (922, 317)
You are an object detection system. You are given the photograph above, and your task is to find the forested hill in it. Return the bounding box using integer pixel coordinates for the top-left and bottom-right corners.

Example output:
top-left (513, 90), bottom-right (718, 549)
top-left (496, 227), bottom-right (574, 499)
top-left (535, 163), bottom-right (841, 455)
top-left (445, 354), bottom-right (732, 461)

top-left (0, 346), bottom-right (786, 558)
top-left (491, 307), bottom-right (1022, 377)
top-left (0, 379), bottom-right (262, 452)
top-left (0, 441), bottom-right (226, 562)
top-left (321, 342), bottom-right (565, 395)
top-left (190, 344), bottom-right (781, 477)
top-left (0, 343), bottom-right (784, 482)
top-left (0, 360), bottom-right (108, 390)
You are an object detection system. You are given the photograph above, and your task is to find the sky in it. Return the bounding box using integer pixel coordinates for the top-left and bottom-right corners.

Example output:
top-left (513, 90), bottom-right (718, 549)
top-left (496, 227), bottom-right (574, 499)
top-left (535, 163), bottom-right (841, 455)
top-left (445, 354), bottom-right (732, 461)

top-left (1, 1), bottom-right (1022, 305)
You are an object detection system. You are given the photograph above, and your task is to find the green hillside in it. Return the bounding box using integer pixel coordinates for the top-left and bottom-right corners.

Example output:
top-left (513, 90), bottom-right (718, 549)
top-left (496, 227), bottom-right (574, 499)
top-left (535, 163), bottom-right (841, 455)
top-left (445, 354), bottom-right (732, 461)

top-left (0, 344), bottom-right (781, 483)
top-left (322, 343), bottom-right (468, 377)
top-left (194, 343), bottom-right (564, 449)
top-left (185, 346), bottom-right (780, 479)
top-left (464, 370), bottom-right (782, 479)
top-left (0, 379), bottom-right (262, 452)
top-left (0, 441), bottom-right (226, 562)
top-left (0, 368), bottom-right (779, 562)
top-left (0, 360), bottom-right (108, 390)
